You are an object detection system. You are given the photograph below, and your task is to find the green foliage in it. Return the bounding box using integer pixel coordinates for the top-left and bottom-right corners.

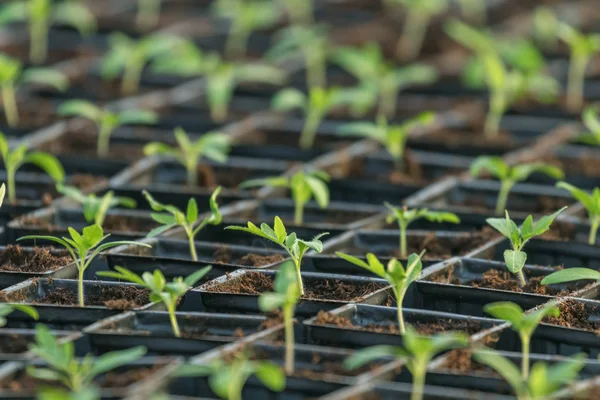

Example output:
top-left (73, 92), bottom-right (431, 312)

top-left (239, 169), bottom-right (329, 225)
top-left (541, 268), bottom-right (600, 286)
top-left (136, 0), bottom-right (162, 31)
top-left (576, 105), bottom-right (600, 146)
top-left (276, 0), bottom-right (313, 25)
top-left (0, 183), bottom-right (5, 209)
top-left (98, 266), bottom-right (211, 337)
top-left (556, 181), bottom-right (600, 244)
top-left (0, 303), bottom-right (37, 327)
top-left (36, 387), bottom-right (100, 400)
top-left (59, 100), bottom-right (157, 158)
top-left (143, 187), bottom-right (222, 262)
top-left (27, 324), bottom-right (146, 393)
top-left (0, 131), bottom-right (64, 204)
top-left (143, 127), bottom-right (230, 186)
top-left (532, 6), bottom-right (558, 50)
top-left (18, 224), bottom-right (151, 307)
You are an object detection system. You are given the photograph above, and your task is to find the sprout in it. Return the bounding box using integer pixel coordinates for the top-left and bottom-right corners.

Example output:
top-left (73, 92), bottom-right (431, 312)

top-left (0, 53), bottom-right (68, 127)
top-left (18, 224), bottom-right (151, 307)
top-left (542, 267), bottom-right (600, 286)
top-left (0, 303), bottom-right (37, 327)
top-left (239, 169), bottom-right (329, 225)
top-left (136, 0), bottom-right (161, 31)
top-left (532, 6), bottom-right (558, 50)
top-left (555, 181), bottom-right (600, 245)
top-left (336, 251), bottom-right (424, 335)
top-left (385, 203), bottom-right (459, 258)
top-left (577, 105), bottom-right (600, 146)
top-left (486, 208), bottom-right (567, 287)
top-left (470, 157), bottom-right (564, 215)
top-left (0, 131), bottom-right (64, 204)
top-left (143, 127), bottom-right (230, 187)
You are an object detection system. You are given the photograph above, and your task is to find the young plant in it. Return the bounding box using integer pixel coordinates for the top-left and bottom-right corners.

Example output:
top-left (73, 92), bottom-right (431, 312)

top-left (333, 43), bottom-right (438, 119)
top-left (0, 131), bottom-right (64, 204)
top-left (27, 324), bottom-right (146, 393)
top-left (558, 22), bottom-right (600, 112)
top-left (0, 0), bottom-right (96, 64)
top-left (336, 251), bottom-right (424, 335)
top-left (474, 348), bottom-right (585, 400)
top-left (143, 187), bottom-right (222, 262)
top-left (56, 184), bottom-right (137, 227)
top-left (98, 266), bottom-right (211, 337)
top-left (136, 0), bottom-right (161, 31)
top-left (258, 262), bottom-right (300, 374)
top-left (470, 157), bottom-right (564, 215)
top-left (0, 303), bottom-right (37, 327)
top-left (532, 6), bottom-right (558, 50)
top-left (344, 326), bottom-right (468, 400)
top-left (144, 127), bottom-right (230, 187)
top-left (272, 86), bottom-right (350, 149)
top-left (576, 105), bottom-right (600, 146)
top-left (484, 302), bottom-right (559, 380)
top-left (102, 32), bottom-right (183, 95)
top-left (385, 203), bottom-right (460, 258)
top-left (239, 169), bottom-right (329, 225)
top-left (555, 181), bottom-right (600, 244)
top-left (485, 207), bottom-right (567, 287)
top-left (226, 216), bottom-right (328, 296)
top-left (541, 267), bottom-right (600, 287)
top-left (0, 53), bottom-right (68, 127)
top-left (58, 100), bottom-right (158, 158)
top-left (18, 224), bottom-right (151, 307)
top-left (338, 112), bottom-right (435, 169)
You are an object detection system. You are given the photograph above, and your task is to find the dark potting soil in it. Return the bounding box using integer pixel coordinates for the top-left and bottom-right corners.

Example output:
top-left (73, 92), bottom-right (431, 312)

top-left (402, 228), bottom-right (496, 259)
top-left (0, 246), bottom-right (70, 273)
top-left (543, 299), bottom-right (600, 333)
top-left (0, 334), bottom-right (32, 354)
top-left (545, 153), bottom-right (600, 178)
top-left (212, 247), bottom-right (286, 267)
top-left (68, 173), bottom-right (109, 190)
top-left (439, 334), bottom-right (499, 375)
top-left (413, 128), bottom-right (515, 150)
top-left (457, 194), bottom-right (572, 215)
top-left (35, 285), bottom-right (150, 309)
top-left (19, 214), bottom-right (158, 234)
top-left (203, 272), bottom-right (386, 301)
top-left (39, 129), bottom-right (144, 160)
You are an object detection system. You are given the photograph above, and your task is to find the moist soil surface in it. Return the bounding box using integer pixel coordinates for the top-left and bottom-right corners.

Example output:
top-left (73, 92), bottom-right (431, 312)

top-left (39, 129), bottom-right (144, 160)
top-left (0, 334), bottom-right (33, 354)
top-left (19, 214), bottom-right (158, 234)
top-left (543, 299), bottom-right (600, 333)
top-left (545, 153), bottom-right (600, 178)
top-left (212, 247), bottom-right (285, 267)
top-left (0, 246), bottom-right (71, 273)
top-left (202, 272), bottom-right (386, 301)
top-left (36, 285), bottom-right (150, 309)
top-left (410, 128), bottom-right (517, 152)
top-left (456, 193), bottom-right (573, 215)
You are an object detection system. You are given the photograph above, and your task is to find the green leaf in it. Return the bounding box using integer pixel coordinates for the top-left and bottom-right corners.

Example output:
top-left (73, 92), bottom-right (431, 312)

top-left (146, 224), bottom-right (176, 238)
top-left (118, 109), bottom-right (158, 125)
top-left (486, 217), bottom-right (513, 239)
top-left (583, 105), bottom-right (600, 134)
top-left (88, 346), bottom-right (146, 377)
top-left (24, 152), bottom-right (65, 183)
top-left (541, 267), bottom-right (600, 285)
top-left (530, 207), bottom-right (567, 237)
top-left (186, 198), bottom-right (198, 224)
top-left (504, 249), bottom-right (527, 273)
top-left (58, 100), bottom-right (101, 121)
top-left (510, 163), bottom-right (564, 182)
top-left (52, 2), bottom-right (97, 36)
top-left (21, 68), bottom-right (69, 91)
top-left (12, 304), bottom-right (39, 321)
top-left (274, 216), bottom-right (287, 243)
top-left (183, 266), bottom-right (212, 287)
top-left (254, 362), bottom-right (285, 392)
top-left (521, 303), bottom-right (560, 337)
top-left (484, 301), bottom-right (524, 328)
top-left (271, 88), bottom-right (306, 111)
top-left (470, 156), bottom-right (509, 179)
top-left (258, 292), bottom-right (286, 312)
top-left (344, 345), bottom-right (403, 370)
top-left (304, 175), bottom-right (330, 209)
top-left (473, 349), bottom-right (525, 395)
top-left (97, 266), bottom-right (146, 286)
top-left (556, 182), bottom-right (596, 215)
top-left (0, 2), bottom-right (27, 24)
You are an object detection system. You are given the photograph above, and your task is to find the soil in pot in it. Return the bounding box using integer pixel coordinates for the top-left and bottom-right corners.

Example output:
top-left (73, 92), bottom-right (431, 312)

top-left (542, 299), bottom-right (600, 333)
top-left (18, 214), bottom-right (158, 234)
top-left (544, 153), bottom-right (600, 179)
top-left (0, 246), bottom-right (70, 273)
top-left (408, 127), bottom-right (517, 156)
top-left (34, 285), bottom-right (150, 310)
top-left (212, 247), bottom-right (286, 267)
top-left (0, 334), bottom-right (32, 354)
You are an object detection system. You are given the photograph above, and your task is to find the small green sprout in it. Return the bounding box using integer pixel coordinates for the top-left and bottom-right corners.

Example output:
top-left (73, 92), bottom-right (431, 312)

top-left (18, 224), bottom-right (151, 307)
top-left (555, 181), bottom-right (600, 244)
top-left (577, 105), bottom-right (600, 146)
top-left (0, 53), bottom-right (68, 127)
top-left (344, 326), bottom-right (468, 400)
top-left (542, 267), bottom-right (600, 287)
top-left (27, 324), bottom-right (146, 393)
top-left (385, 203), bottom-right (460, 259)
top-left (136, 0), bottom-right (161, 31)
top-left (174, 350), bottom-right (285, 400)
top-left (470, 156), bottom-right (564, 215)
top-left (58, 100), bottom-right (158, 158)
top-left (532, 6), bottom-right (558, 50)
top-left (484, 302), bottom-right (559, 380)
top-left (474, 348), bottom-right (585, 400)
top-left (0, 131), bottom-right (64, 204)
top-left (226, 216), bottom-right (328, 296)
top-left (486, 207), bottom-right (567, 287)
top-left (0, 303), bottom-right (37, 327)
top-left (0, 0), bottom-right (96, 64)
top-left (56, 183), bottom-right (137, 227)
top-left (239, 169), bottom-right (329, 225)
top-left (338, 112), bottom-right (435, 169)
top-left (333, 43), bottom-right (438, 119)
top-left (98, 266), bottom-right (211, 337)
top-left (272, 86), bottom-right (350, 149)
top-left (143, 187), bottom-right (222, 262)
top-left (143, 127), bottom-right (230, 187)
top-left (258, 262), bottom-right (300, 374)
top-left (336, 251), bottom-right (424, 335)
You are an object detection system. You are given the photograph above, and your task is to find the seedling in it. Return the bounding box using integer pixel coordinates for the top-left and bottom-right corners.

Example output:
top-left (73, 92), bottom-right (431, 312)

top-left (333, 43), bottom-right (438, 118)
top-left (144, 127), bottom-right (230, 186)
top-left (174, 350), bottom-right (285, 400)
top-left (344, 326), bottom-right (468, 400)
top-left (336, 251), bottom-right (424, 335)
top-left (18, 224), bottom-right (151, 307)
top-left (56, 184), bottom-right (137, 227)
top-left (555, 181), bottom-right (600, 244)
top-left (532, 7), bottom-right (558, 50)
top-left (102, 33), bottom-right (183, 95)
top-left (558, 22), bottom-right (600, 112)
top-left (239, 169), bottom-right (329, 225)
top-left (542, 267), bottom-right (600, 287)
top-left (0, 0), bottom-right (96, 64)
top-left (338, 112), bottom-right (436, 169)
top-left (27, 324), bottom-right (146, 393)
top-left (98, 266), bottom-right (211, 337)
top-left (272, 86), bottom-right (350, 149)
top-left (226, 216), bottom-right (328, 295)
top-left (143, 187), bottom-right (222, 262)
top-left (577, 105), bottom-right (600, 146)
top-left (0, 303), bottom-right (37, 327)
top-left (137, 0), bottom-right (161, 31)
top-left (58, 100), bottom-right (158, 158)
top-left (0, 131), bottom-right (64, 204)
top-left (37, 387), bottom-right (100, 400)
top-left (211, 0), bottom-right (278, 59)
top-left (486, 207), bottom-right (567, 287)
top-left (258, 262), bottom-right (300, 373)
top-left (385, 203), bottom-right (459, 258)
top-left (484, 302), bottom-right (559, 379)
top-left (470, 156), bottom-right (564, 215)
top-left (0, 53), bottom-right (68, 127)
top-left (474, 348), bottom-right (585, 400)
